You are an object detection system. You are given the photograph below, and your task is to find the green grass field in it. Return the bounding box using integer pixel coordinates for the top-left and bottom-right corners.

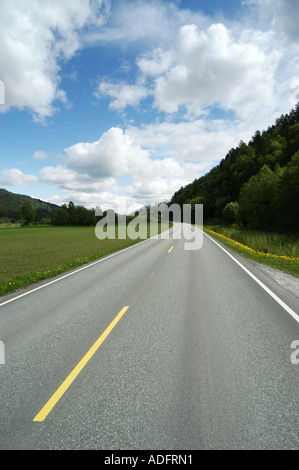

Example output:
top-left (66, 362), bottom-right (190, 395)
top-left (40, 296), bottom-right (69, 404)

top-left (0, 223), bottom-right (170, 296)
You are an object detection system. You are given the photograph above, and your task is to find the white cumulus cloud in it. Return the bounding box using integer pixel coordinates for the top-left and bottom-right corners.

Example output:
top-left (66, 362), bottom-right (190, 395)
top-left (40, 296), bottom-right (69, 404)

top-left (0, 169), bottom-right (38, 186)
top-left (140, 23), bottom-right (280, 120)
top-left (33, 150), bottom-right (50, 160)
top-left (39, 125), bottom-right (211, 210)
top-left (96, 82), bottom-right (149, 111)
top-left (245, 0), bottom-right (299, 43)
top-left (0, 0), bottom-right (108, 122)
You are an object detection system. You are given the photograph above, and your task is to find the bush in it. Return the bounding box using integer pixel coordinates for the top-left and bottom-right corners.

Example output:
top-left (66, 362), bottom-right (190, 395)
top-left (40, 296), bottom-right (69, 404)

top-left (222, 201), bottom-right (239, 225)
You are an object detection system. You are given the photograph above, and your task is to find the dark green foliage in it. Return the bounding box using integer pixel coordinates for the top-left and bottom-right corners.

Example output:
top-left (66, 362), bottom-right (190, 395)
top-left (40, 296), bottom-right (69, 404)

top-left (51, 201), bottom-right (98, 226)
top-left (51, 205), bottom-right (70, 226)
top-left (170, 103), bottom-right (299, 232)
top-left (222, 201), bottom-right (239, 225)
top-left (276, 151), bottom-right (299, 232)
top-left (238, 165), bottom-right (279, 230)
top-left (20, 201), bottom-right (35, 225)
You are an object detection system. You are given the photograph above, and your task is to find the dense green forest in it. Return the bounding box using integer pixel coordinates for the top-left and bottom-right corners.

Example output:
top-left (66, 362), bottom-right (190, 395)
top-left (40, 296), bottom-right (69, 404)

top-left (170, 103), bottom-right (299, 233)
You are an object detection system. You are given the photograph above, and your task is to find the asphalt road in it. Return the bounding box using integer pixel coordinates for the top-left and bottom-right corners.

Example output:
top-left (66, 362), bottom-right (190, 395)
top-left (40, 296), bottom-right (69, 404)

top-left (0, 224), bottom-right (298, 450)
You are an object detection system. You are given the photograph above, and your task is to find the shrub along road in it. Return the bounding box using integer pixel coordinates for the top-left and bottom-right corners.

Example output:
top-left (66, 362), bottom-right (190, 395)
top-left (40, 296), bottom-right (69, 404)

top-left (0, 224), bottom-right (298, 449)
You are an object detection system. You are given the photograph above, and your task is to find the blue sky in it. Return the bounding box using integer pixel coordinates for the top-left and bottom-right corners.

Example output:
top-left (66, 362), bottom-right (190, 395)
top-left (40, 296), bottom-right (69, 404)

top-left (1, 0), bottom-right (299, 213)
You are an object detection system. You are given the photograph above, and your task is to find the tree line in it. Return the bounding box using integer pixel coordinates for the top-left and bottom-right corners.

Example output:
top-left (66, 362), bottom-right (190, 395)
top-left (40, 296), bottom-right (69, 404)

top-left (170, 103), bottom-right (299, 233)
top-left (51, 203), bottom-right (140, 226)
top-left (51, 201), bottom-right (98, 226)
top-left (17, 200), bottom-right (98, 226)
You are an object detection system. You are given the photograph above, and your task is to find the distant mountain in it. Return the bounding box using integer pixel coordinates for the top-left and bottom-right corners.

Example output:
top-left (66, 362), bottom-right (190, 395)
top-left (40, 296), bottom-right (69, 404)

top-left (0, 188), bottom-right (59, 221)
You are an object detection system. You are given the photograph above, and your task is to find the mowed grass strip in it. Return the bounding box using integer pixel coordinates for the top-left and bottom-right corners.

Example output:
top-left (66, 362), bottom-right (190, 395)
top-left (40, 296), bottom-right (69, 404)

top-left (0, 224), bottom-right (170, 296)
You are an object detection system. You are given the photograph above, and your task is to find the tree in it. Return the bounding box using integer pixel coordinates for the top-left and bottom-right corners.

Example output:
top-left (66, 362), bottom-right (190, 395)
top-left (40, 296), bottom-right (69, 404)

top-left (68, 201), bottom-right (78, 225)
top-left (20, 201), bottom-right (35, 225)
top-left (222, 201), bottom-right (239, 225)
top-left (276, 151), bottom-right (299, 231)
top-left (51, 205), bottom-right (70, 225)
top-left (238, 165), bottom-right (279, 230)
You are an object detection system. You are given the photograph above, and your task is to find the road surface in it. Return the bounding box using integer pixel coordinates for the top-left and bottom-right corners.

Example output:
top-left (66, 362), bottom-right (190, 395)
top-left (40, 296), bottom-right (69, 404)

top-left (0, 224), bottom-right (298, 450)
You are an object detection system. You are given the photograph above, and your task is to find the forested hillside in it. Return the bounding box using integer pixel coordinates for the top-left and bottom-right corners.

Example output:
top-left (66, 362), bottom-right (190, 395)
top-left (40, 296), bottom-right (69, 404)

top-left (170, 104), bottom-right (299, 232)
top-left (0, 189), bottom-right (58, 222)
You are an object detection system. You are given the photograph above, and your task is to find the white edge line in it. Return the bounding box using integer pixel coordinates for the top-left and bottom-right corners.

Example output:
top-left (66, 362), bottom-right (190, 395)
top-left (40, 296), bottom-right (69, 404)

top-left (200, 228), bottom-right (299, 324)
top-left (0, 228), bottom-right (172, 308)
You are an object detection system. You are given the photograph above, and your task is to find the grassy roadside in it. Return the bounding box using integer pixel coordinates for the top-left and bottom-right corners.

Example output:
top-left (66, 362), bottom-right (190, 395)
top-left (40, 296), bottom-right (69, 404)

top-left (0, 223), bottom-right (171, 297)
top-left (203, 225), bottom-right (299, 278)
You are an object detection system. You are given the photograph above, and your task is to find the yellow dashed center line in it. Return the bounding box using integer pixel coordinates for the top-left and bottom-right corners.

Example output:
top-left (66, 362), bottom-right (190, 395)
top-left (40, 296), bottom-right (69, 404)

top-left (33, 306), bottom-right (129, 422)
top-left (168, 246), bottom-right (174, 253)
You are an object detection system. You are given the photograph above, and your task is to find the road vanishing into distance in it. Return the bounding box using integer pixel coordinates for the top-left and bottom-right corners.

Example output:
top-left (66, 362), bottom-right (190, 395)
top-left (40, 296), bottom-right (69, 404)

top-left (0, 224), bottom-right (299, 450)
